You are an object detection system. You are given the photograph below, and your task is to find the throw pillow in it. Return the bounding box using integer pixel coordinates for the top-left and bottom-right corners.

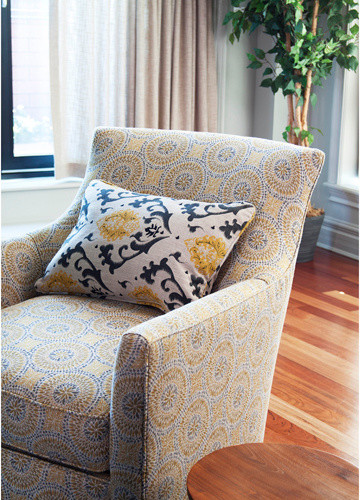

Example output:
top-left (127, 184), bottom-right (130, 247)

top-left (35, 180), bottom-right (255, 311)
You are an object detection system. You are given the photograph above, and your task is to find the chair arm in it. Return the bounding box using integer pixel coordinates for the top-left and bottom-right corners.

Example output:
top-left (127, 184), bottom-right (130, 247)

top-left (1, 234), bottom-right (44, 308)
top-left (110, 268), bottom-right (294, 499)
top-left (1, 182), bottom-right (86, 309)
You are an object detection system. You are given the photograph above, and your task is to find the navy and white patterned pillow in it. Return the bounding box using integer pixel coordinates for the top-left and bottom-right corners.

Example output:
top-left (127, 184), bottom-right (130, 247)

top-left (36, 180), bottom-right (255, 312)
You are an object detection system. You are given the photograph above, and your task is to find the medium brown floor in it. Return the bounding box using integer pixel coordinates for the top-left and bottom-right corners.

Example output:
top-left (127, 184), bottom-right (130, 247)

top-left (265, 248), bottom-right (359, 466)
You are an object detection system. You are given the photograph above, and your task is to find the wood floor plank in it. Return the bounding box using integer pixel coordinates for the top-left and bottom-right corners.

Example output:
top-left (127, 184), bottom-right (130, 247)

top-left (293, 269), bottom-right (358, 297)
top-left (291, 289), bottom-right (358, 322)
top-left (324, 290), bottom-right (359, 307)
top-left (284, 323), bottom-right (355, 360)
top-left (265, 249), bottom-right (359, 465)
top-left (271, 369), bottom-right (357, 435)
top-left (285, 307), bottom-right (359, 341)
top-left (278, 334), bottom-right (358, 390)
top-left (269, 394), bottom-right (359, 459)
top-left (342, 274), bottom-right (359, 284)
top-left (295, 303), bottom-right (358, 330)
top-left (265, 411), bottom-right (358, 467)
top-left (274, 355), bottom-right (358, 412)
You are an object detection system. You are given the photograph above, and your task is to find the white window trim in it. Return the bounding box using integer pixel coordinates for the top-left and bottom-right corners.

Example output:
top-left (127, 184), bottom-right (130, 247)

top-left (337, 13), bottom-right (359, 191)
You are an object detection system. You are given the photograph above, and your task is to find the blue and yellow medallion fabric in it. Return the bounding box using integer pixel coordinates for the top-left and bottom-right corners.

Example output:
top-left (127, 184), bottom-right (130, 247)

top-left (35, 180), bottom-right (255, 312)
top-left (1, 128), bottom-right (325, 499)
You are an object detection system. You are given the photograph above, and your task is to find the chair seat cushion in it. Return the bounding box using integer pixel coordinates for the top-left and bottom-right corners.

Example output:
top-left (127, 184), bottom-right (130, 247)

top-left (1, 294), bottom-right (161, 473)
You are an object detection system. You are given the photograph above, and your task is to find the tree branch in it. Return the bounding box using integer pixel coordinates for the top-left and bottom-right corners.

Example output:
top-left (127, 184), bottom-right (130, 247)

top-left (285, 30), bottom-right (296, 144)
top-left (287, 94), bottom-right (296, 144)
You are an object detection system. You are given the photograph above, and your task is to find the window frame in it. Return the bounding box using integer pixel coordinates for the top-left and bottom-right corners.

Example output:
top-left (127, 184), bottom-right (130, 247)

top-left (1, 0), bottom-right (54, 179)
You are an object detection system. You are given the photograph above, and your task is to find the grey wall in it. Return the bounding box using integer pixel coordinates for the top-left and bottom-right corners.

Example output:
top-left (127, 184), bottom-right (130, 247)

top-left (214, 0), bottom-right (255, 137)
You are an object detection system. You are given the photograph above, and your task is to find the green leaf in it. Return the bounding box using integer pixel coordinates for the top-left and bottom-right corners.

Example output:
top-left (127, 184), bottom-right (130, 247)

top-left (347, 9), bottom-right (359, 21)
top-left (295, 7), bottom-right (302, 24)
top-left (282, 131), bottom-right (288, 142)
top-left (255, 48), bottom-right (266, 59)
top-left (294, 20), bottom-right (306, 35)
top-left (249, 22), bottom-right (260, 34)
top-left (294, 127), bottom-right (301, 137)
top-left (300, 130), bottom-right (314, 144)
top-left (229, 33), bottom-right (235, 44)
top-left (310, 93), bottom-right (317, 107)
top-left (350, 24), bottom-right (359, 36)
top-left (260, 78), bottom-right (273, 87)
top-left (349, 56), bottom-right (359, 71)
top-left (247, 53), bottom-right (257, 62)
top-left (284, 80), bottom-right (296, 93)
top-left (248, 61), bottom-right (263, 69)
top-left (263, 67), bottom-right (273, 76)
top-left (347, 43), bottom-right (358, 56)
top-left (337, 53), bottom-right (346, 66)
top-left (296, 96), bottom-right (304, 108)
top-left (231, 0), bottom-right (243, 6)
top-left (328, 13), bottom-right (343, 28)
top-left (223, 11), bottom-right (234, 25)
top-left (309, 126), bottom-right (323, 136)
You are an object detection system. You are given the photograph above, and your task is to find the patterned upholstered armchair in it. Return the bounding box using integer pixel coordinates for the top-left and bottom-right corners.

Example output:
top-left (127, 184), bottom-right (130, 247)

top-left (2, 128), bottom-right (324, 499)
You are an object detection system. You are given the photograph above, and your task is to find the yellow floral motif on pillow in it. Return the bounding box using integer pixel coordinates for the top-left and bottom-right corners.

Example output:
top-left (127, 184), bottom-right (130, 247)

top-left (129, 286), bottom-right (165, 311)
top-left (97, 209), bottom-right (140, 241)
top-left (185, 236), bottom-right (227, 279)
top-left (42, 271), bottom-right (84, 294)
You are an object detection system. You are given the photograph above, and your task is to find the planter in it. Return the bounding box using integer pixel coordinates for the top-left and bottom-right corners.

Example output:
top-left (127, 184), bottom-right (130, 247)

top-left (297, 214), bottom-right (325, 263)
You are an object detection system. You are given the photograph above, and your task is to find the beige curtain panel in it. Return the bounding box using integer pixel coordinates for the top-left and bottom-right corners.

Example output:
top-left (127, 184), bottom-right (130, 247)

top-left (49, 0), bottom-right (218, 178)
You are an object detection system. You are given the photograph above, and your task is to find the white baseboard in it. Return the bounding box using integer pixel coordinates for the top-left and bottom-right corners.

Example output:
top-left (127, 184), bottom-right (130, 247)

top-left (317, 242), bottom-right (359, 260)
top-left (318, 215), bottom-right (359, 260)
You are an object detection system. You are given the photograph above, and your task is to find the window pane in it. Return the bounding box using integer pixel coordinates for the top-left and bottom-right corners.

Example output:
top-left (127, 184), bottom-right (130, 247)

top-left (11, 0), bottom-right (53, 157)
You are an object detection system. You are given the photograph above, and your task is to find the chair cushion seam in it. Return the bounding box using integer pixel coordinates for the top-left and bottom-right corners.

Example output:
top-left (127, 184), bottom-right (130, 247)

top-left (1, 442), bottom-right (109, 474)
top-left (2, 388), bottom-right (110, 420)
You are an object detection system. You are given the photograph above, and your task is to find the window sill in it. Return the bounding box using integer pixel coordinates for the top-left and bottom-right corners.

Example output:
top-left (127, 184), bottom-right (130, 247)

top-left (1, 176), bottom-right (82, 193)
top-left (337, 176), bottom-right (359, 194)
top-left (323, 181), bottom-right (359, 210)
top-left (1, 223), bottom-right (49, 241)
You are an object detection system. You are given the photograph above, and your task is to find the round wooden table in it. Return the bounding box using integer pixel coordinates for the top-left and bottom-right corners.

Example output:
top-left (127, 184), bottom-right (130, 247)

top-left (187, 444), bottom-right (359, 499)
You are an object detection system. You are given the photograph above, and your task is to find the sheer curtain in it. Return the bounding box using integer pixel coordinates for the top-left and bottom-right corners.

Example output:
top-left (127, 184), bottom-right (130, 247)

top-left (49, 0), bottom-right (217, 178)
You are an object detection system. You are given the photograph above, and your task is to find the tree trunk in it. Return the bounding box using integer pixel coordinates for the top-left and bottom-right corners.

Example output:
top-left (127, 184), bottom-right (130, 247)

top-left (285, 31), bottom-right (297, 144)
top-left (301, 0), bottom-right (320, 147)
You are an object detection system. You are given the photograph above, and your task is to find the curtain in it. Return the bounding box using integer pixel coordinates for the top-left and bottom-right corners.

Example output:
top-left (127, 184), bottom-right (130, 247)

top-left (49, 0), bottom-right (217, 179)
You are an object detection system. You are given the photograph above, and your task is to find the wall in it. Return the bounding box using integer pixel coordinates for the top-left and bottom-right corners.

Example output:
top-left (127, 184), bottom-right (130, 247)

top-left (213, 0), bottom-right (256, 137)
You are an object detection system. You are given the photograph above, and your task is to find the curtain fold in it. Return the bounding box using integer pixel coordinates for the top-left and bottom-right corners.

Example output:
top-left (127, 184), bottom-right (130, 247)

top-left (49, 0), bottom-right (217, 178)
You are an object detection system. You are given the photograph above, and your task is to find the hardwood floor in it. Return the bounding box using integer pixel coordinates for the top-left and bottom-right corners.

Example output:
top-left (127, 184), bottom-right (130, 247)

top-left (265, 248), bottom-right (359, 467)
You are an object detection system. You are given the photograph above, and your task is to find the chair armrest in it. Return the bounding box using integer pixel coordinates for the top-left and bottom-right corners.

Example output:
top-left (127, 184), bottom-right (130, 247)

top-left (1, 234), bottom-right (44, 308)
top-left (110, 268), bottom-right (293, 498)
top-left (1, 182), bottom-right (86, 309)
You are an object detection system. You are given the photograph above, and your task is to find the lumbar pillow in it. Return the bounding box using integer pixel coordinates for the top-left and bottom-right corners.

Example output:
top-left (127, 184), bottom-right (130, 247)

top-left (35, 180), bottom-right (255, 311)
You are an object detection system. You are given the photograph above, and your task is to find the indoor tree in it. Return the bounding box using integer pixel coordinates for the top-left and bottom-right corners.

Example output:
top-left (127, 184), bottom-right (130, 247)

top-left (224, 0), bottom-right (359, 146)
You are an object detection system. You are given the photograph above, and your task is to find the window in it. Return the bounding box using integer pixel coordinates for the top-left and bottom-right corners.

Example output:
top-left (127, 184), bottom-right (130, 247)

top-left (338, 61), bottom-right (359, 190)
top-left (1, 0), bottom-right (54, 179)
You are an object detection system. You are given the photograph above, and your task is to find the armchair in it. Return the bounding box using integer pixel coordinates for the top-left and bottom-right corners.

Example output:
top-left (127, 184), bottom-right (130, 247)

top-left (1, 127), bottom-right (324, 499)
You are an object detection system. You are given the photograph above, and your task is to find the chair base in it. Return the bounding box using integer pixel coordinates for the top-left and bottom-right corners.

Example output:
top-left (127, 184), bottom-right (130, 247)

top-left (1, 446), bottom-right (110, 500)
